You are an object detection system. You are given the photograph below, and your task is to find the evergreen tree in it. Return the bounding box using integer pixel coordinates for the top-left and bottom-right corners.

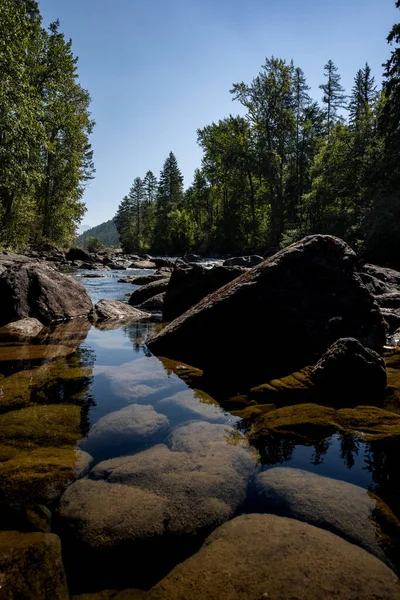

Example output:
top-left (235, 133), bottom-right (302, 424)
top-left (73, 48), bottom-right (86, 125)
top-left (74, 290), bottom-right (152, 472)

top-left (128, 177), bottom-right (144, 249)
top-left (349, 63), bottom-right (377, 130)
top-left (153, 152), bottom-right (185, 253)
top-left (319, 60), bottom-right (347, 138)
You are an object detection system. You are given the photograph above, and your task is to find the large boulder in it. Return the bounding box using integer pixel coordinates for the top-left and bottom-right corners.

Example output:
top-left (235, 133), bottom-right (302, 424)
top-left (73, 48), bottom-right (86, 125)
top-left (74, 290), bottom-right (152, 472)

top-left (118, 273), bottom-right (169, 285)
top-left (138, 292), bottom-right (165, 312)
top-left (66, 248), bottom-right (95, 263)
top-left (253, 467), bottom-right (400, 567)
top-left (59, 421), bottom-right (255, 590)
top-left (0, 530), bottom-right (69, 599)
top-left (223, 254), bottom-right (264, 267)
top-left (148, 236), bottom-right (386, 389)
top-left (92, 300), bottom-right (151, 322)
top-left (129, 260), bottom-right (157, 269)
top-left (128, 278), bottom-right (170, 306)
top-left (149, 514), bottom-right (400, 600)
top-left (162, 263), bottom-right (245, 322)
top-left (0, 317), bottom-right (44, 338)
top-left (311, 337), bottom-right (387, 405)
top-left (0, 262), bottom-right (93, 326)
top-left (359, 264), bottom-right (400, 333)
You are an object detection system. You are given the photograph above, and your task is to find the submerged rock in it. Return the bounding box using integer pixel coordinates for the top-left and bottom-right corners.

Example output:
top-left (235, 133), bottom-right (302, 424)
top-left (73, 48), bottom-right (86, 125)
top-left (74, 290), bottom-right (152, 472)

top-left (253, 467), bottom-right (400, 567)
top-left (312, 337), bottom-right (387, 405)
top-left (0, 262), bottom-right (93, 326)
top-left (149, 235), bottom-right (386, 390)
top-left (162, 262), bottom-right (244, 322)
top-left (157, 389), bottom-right (229, 424)
top-left (149, 514), bottom-right (400, 600)
top-left (79, 404), bottom-right (170, 459)
top-left (0, 530), bottom-right (69, 599)
top-left (59, 421), bottom-right (255, 589)
top-left (93, 299), bottom-right (151, 322)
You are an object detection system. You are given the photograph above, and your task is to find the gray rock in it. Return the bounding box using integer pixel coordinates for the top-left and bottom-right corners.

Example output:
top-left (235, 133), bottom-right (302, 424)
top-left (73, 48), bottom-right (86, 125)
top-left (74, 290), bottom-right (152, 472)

top-left (93, 300), bottom-right (151, 322)
top-left (149, 514), bottom-right (400, 600)
top-left (0, 318), bottom-right (44, 338)
top-left (0, 530), bottom-right (69, 599)
top-left (129, 261), bottom-right (157, 269)
top-left (223, 254), bottom-right (264, 267)
top-left (157, 389), bottom-right (230, 424)
top-left (79, 404), bottom-right (170, 459)
top-left (138, 292), bottom-right (165, 312)
top-left (129, 279), bottom-right (170, 306)
top-left (0, 262), bottom-right (93, 326)
top-left (253, 467), bottom-right (394, 565)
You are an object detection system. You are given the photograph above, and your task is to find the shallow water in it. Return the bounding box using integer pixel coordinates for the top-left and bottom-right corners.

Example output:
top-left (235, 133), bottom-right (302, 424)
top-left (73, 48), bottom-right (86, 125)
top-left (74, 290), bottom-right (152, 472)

top-left (2, 267), bottom-right (400, 592)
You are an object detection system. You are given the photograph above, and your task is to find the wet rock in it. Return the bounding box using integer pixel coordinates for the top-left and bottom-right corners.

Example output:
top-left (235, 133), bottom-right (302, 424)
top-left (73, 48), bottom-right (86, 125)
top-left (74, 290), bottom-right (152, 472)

top-left (0, 262), bottom-right (93, 326)
top-left (118, 273), bottom-right (169, 285)
top-left (153, 258), bottom-right (174, 268)
top-left (129, 279), bottom-right (170, 306)
top-left (149, 514), bottom-right (400, 600)
top-left (129, 260), bottom-right (157, 269)
top-left (223, 254), bottom-right (264, 267)
top-left (249, 366), bottom-right (314, 404)
top-left (93, 300), bottom-right (151, 322)
top-left (312, 337), bottom-right (387, 405)
top-left (156, 357), bottom-right (204, 387)
top-left (149, 235), bottom-right (386, 390)
top-left (246, 402), bottom-right (400, 445)
top-left (0, 530), bottom-right (69, 599)
top-left (84, 273), bottom-right (107, 278)
top-left (138, 292), bottom-right (165, 312)
top-left (79, 404), bottom-right (170, 459)
top-left (162, 263), bottom-right (245, 322)
top-left (0, 317), bottom-right (44, 338)
top-left (253, 467), bottom-right (400, 566)
top-left (66, 248), bottom-right (95, 263)
top-left (59, 422), bottom-right (255, 589)
top-left (182, 253), bottom-right (201, 263)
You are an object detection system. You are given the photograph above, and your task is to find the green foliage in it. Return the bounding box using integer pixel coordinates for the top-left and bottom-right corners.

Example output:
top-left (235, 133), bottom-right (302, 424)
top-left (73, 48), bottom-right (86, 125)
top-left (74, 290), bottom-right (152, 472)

top-left (0, 0), bottom-right (94, 250)
top-left (85, 236), bottom-right (104, 253)
top-left (78, 219), bottom-right (119, 248)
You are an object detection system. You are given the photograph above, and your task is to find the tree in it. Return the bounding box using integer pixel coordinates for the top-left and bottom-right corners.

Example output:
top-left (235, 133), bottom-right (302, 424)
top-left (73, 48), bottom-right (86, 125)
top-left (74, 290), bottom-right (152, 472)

top-left (85, 236), bottom-right (104, 253)
top-left (153, 152), bottom-right (185, 253)
top-left (319, 60), bottom-right (347, 138)
top-left (349, 63), bottom-right (377, 129)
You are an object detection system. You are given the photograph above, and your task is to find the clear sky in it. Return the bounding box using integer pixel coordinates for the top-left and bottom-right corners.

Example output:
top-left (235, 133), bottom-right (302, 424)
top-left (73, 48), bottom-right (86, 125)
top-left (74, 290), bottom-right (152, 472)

top-left (37, 0), bottom-right (399, 230)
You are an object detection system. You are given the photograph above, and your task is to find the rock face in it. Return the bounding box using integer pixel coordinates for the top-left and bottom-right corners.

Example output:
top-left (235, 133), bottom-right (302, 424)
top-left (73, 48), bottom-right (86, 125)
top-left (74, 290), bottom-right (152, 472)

top-left (253, 467), bottom-right (399, 566)
top-left (128, 279), bottom-right (170, 306)
top-left (138, 292), bottom-right (165, 312)
top-left (149, 514), bottom-right (400, 600)
top-left (223, 254), bottom-right (264, 267)
top-left (0, 262), bottom-right (93, 326)
top-left (359, 264), bottom-right (400, 333)
top-left (0, 530), bottom-right (69, 600)
top-left (0, 317), bottom-right (44, 338)
top-left (149, 235), bottom-right (386, 389)
top-left (162, 263), bottom-right (244, 322)
top-left (79, 404), bottom-right (170, 460)
top-left (59, 421), bottom-right (255, 589)
top-left (93, 300), bottom-right (151, 322)
top-left (312, 337), bottom-right (387, 405)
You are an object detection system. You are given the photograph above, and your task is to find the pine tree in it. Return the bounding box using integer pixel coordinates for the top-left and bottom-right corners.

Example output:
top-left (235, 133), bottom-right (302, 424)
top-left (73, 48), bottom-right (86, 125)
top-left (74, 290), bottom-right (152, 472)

top-left (381, 1), bottom-right (400, 171)
top-left (128, 177), bottom-right (144, 249)
top-left (349, 63), bottom-right (377, 129)
top-left (319, 60), bottom-right (347, 138)
top-left (153, 152), bottom-right (184, 253)
top-left (143, 171), bottom-right (158, 205)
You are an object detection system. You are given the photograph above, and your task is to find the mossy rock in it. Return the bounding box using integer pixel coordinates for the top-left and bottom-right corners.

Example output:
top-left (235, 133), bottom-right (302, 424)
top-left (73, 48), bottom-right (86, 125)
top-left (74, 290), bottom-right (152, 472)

top-left (0, 404), bottom-right (82, 453)
top-left (248, 367), bottom-right (314, 404)
top-left (247, 403), bottom-right (400, 445)
top-left (157, 356), bottom-right (204, 387)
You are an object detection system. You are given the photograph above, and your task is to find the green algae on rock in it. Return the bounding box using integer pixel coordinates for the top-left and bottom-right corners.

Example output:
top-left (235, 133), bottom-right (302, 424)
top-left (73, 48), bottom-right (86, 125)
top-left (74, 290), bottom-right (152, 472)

top-left (157, 356), bottom-right (204, 387)
top-left (0, 530), bottom-right (69, 600)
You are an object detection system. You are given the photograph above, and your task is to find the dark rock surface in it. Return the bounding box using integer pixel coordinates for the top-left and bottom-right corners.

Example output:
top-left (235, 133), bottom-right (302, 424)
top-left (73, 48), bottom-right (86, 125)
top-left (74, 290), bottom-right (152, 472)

top-left (312, 337), bottom-right (387, 405)
top-left (0, 262), bottom-right (93, 326)
top-left (129, 279), bottom-right (170, 306)
top-left (65, 248), bottom-right (95, 263)
top-left (138, 292), bottom-right (165, 312)
top-left (149, 235), bottom-right (386, 389)
top-left (162, 263), bottom-right (244, 322)
top-left (223, 254), bottom-right (264, 267)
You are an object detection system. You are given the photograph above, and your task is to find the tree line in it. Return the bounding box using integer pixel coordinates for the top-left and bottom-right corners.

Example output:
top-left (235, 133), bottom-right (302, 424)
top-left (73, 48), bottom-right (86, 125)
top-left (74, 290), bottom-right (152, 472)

top-left (0, 0), bottom-right (94, 249)
top-left (116, 1), bottom-right (400, 266)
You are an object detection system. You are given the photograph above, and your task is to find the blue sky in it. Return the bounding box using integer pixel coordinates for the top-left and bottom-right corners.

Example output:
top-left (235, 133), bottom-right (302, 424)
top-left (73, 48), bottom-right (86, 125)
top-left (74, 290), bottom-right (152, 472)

top-left (38, 0), bottom-right (399, 230)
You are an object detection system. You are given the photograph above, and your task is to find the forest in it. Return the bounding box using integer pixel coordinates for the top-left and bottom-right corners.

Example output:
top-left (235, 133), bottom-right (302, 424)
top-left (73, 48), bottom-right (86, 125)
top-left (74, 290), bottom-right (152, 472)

top-left (115, 1), bottom-right (400, 266)
top-left (0, 0), bottom-right (94, 249)
top-left (1, 1), bottom-right (400, 268)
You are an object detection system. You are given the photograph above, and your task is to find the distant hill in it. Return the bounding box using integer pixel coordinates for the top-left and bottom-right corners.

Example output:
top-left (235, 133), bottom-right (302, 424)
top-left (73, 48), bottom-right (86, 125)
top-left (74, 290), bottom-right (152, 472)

top-left (78, 219), bottom-right (119, 248)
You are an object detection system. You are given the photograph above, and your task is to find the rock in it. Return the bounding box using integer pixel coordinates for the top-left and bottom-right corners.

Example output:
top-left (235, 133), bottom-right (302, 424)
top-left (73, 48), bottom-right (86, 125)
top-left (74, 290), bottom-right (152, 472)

top-left (79, 404), bottom-right (169, 460)
top-left (223, 254), bottom-right (264, 267)
top-left (149, 514), bottom-right (400, 600)
top-left (361, 263), bottom-right (400, 289)
top-left (107, 263), bottom-right (128, 270)
top-left (83, 273), bottom-right (107, 278)
top-left (248, 366), bottom-right (314, 404)
top-left (59, 421), bottom-right (255, 590)
top-left (138, 292), bottom-right (165, 312)
top-left (0, 317), bottom-right (44, 338)
top-left (66, 248), bottom-right (95, 263)
top-left (312, 338), bottom-right (387, 405)
top-left (156, 357), bottom-right (204, 387)
top-left (149, 235), bottom-right (386, 390)
top-left (129, 279), bottom-right (170, 306)
top-left (157, 389), bottom-right (229, 424)
top-left (129, 261), bottom-right (157, 269)
top-left (253, 467), bottom-right (400, 566)
top-left (246, 402), bottom-right (400, 445)
top-left (93, 300), bottom-right (151, 322)
top-left (118, 273), bottom-right (169, 285)
top-left (0, 262), bottom-right (93, 326)
top-left (153, 258), bottom-right (174, 268)
top-left (162, 263), bottom-right (245, 322)
top-left (0, 530), bottom-right (69, 599)
top-left (182, 254), bottom-right (201, 263)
